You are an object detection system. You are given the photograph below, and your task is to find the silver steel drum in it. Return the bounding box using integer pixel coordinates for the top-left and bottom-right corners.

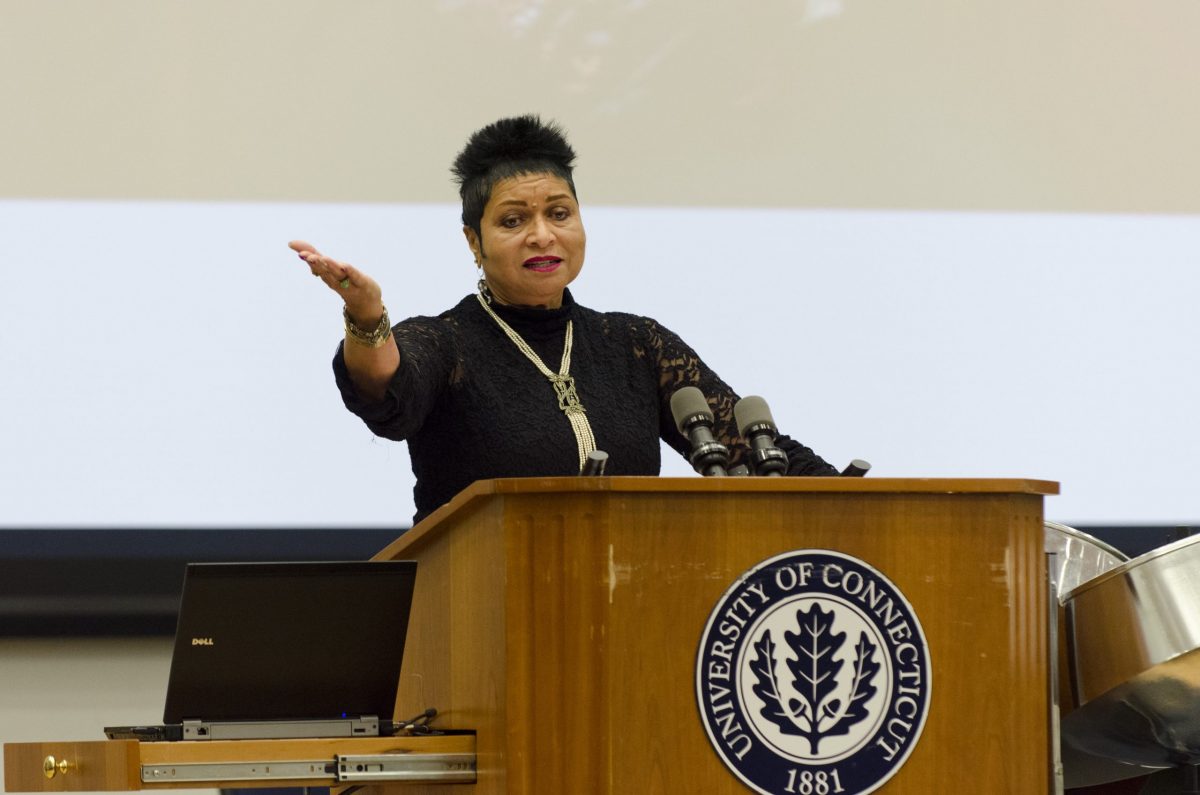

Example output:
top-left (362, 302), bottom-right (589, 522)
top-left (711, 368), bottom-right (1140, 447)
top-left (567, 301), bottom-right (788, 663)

top-left (1061, 533), bottom-right (1200, 770)
top-left (1045, 521), bottom-right (1128, 603)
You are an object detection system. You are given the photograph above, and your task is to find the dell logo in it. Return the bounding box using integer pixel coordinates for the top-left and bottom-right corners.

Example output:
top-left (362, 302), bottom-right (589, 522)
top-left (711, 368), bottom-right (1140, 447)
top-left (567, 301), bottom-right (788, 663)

top-left (191, 637), bottom-right (214, 646)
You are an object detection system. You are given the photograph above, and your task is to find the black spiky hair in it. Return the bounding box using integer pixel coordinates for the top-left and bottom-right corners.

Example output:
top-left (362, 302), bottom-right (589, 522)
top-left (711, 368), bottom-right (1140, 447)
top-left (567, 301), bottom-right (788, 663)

top-left (451, 115), bottom-right (578, 237)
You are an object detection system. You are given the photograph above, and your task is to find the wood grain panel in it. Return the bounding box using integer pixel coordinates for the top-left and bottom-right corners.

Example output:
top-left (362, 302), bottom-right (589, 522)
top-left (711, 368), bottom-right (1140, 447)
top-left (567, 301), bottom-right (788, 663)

top-left (4, 740), bottom-right (139, 792)
top-left (370, 479), bottom-right (1053, 794)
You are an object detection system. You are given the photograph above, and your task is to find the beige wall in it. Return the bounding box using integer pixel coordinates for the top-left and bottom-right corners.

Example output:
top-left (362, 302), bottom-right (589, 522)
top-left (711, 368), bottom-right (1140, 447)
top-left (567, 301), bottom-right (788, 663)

top-left (2, 0), bottom-right (1198, 213)
top-left (0, 638), bottom-right (216, 795)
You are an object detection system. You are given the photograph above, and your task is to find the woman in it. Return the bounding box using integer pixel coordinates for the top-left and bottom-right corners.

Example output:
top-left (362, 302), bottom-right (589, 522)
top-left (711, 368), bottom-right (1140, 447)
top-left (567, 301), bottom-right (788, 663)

top-left (290, 115), bottom-right (836, 523)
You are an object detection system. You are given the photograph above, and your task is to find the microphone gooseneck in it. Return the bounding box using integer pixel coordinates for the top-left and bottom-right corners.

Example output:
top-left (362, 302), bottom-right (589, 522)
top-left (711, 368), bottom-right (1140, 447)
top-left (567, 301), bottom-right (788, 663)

top-left (733, 396), bottom-right (788, 477)
top-left (669, 386), bottom-right (730, 477)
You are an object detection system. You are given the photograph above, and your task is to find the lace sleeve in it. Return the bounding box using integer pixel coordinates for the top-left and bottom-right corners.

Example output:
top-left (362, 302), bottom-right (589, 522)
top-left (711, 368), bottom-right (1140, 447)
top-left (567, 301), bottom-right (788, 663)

top-left (632, 317), bottom-right (838, 476)
top-left (332, 315), bottom-right (456, 441)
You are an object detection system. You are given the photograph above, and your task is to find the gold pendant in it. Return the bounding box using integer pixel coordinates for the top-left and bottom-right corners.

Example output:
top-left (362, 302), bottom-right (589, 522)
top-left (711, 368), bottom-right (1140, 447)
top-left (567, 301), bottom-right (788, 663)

top-left (552, 375), bottom-right (585, 414)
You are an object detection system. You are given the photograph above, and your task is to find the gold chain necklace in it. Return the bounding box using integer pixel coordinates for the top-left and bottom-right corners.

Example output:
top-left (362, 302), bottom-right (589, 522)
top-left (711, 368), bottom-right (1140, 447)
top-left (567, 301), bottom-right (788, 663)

top-left (476, 293), bottom-right (597, 472)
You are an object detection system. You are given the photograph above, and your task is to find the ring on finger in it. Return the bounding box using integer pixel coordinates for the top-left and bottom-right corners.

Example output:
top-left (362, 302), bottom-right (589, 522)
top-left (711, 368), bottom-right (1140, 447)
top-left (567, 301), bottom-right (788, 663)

top-left (339, 278), bottom-right (351, 289)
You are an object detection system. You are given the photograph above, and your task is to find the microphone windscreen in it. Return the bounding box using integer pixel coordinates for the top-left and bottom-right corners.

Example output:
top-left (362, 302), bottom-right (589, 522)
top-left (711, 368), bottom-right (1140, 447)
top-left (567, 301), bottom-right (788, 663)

top-left (581, 449), bottom-right (609, 476)
top-left (734, 395), bottom-right (775, 436)
top-left (841, 459), bottom-right (872, 477)
top-left (670, 386), bottom-right (713, 433)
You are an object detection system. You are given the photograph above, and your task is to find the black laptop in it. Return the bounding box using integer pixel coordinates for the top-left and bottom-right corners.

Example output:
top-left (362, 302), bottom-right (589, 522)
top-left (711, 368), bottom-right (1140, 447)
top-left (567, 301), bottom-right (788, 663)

top-left (105, 560), bottom-right (417, 741)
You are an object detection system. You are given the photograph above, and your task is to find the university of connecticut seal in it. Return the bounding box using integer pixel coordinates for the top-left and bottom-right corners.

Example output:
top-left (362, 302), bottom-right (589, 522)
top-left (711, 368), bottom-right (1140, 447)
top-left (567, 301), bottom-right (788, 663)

top-left (696, 550), bottom-right (931, 795)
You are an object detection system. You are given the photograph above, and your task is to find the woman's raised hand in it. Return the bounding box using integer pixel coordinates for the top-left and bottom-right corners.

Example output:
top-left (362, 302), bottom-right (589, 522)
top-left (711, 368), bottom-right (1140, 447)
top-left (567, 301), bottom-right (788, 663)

top-left (288, 240), bottom-right (385, 327)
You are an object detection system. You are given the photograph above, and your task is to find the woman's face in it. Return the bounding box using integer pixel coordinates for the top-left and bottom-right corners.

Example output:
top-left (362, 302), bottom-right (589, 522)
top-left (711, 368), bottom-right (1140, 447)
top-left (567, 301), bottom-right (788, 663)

top-left (464, 172), bottom-right (586, 309)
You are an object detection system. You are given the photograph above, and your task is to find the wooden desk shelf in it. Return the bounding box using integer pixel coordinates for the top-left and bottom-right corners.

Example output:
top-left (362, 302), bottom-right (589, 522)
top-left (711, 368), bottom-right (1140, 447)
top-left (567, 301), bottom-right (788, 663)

top-left (4, 735), bottom-right (475, 791)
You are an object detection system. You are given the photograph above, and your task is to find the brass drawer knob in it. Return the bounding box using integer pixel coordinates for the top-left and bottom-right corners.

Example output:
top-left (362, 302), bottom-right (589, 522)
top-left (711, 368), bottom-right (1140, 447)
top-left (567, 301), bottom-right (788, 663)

top-left (42, 756), bottom-right (72, 779)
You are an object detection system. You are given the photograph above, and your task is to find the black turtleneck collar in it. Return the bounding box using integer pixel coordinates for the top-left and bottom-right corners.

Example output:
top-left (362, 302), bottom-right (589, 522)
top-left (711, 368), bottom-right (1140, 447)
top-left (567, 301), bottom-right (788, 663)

top-left (485, 288), bottom-right (575, 334)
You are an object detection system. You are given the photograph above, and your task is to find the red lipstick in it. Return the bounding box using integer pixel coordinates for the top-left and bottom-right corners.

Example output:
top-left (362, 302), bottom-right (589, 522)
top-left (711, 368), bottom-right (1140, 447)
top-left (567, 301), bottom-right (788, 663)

top-left (524, 256), bottom-right (562, 272)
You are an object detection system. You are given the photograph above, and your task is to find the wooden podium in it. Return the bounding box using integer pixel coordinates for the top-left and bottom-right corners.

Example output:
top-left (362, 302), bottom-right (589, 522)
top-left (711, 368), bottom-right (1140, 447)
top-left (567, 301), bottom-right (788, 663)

top-left (4, 477), bottom-right (1058, 794)
top-left (378, 476), bottom-right (1057, 794)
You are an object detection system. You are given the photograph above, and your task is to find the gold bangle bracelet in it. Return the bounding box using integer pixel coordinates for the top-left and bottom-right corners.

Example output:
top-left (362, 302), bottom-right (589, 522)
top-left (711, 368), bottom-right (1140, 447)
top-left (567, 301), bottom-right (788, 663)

top-left (344, 305), bottom-right (392, 348)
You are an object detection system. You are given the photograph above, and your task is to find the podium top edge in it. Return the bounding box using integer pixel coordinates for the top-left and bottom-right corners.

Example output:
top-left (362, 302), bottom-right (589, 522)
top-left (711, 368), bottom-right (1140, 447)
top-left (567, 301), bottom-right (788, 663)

top-left (478, 476), bottom-right (1059, 497)
top-left (394, 476), bottom-right (1059, 542)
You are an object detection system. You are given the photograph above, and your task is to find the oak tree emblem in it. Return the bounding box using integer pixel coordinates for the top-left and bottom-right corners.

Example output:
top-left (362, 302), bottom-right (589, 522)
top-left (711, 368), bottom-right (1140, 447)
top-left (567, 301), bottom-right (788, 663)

top-left (748, 602), bottom-right (880, 754)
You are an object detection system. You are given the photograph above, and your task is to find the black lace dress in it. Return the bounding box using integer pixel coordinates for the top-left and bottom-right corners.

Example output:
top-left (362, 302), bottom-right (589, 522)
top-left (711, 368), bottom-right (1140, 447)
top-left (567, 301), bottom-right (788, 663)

top-left (334, 290), bottom-right (836, 523)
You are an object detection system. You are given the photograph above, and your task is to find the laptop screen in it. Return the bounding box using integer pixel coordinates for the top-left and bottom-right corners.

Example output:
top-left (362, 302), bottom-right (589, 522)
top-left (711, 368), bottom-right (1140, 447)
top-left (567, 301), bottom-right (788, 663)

top-left (162, 561), bottom-right (416, 724)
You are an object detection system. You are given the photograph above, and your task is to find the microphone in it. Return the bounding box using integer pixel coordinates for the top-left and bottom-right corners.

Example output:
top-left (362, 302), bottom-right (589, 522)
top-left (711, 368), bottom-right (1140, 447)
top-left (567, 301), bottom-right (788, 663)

top-left (580, 449), bottom-right (609, 476)
top-left (841, 459), bottom-right (871, 477)
top-left (733, 396), bottom-right (788, 477)
top-left (669, 387), bottom-right (730, 477)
